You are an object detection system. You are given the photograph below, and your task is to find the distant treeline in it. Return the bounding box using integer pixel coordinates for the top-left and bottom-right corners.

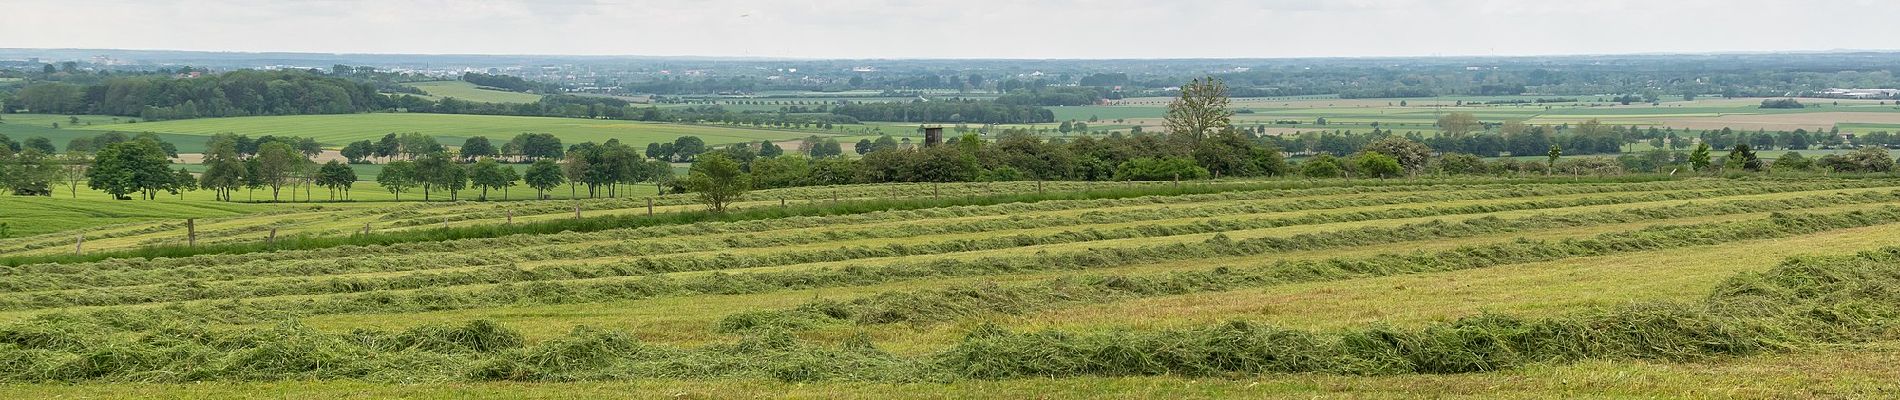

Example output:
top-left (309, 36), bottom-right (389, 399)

top-left (461, 72), bottom-right (560, 93)
top-left (830, 100), bottom-right (1054, 124)
top-left (11, 70), bottom-right (388, 119)
top-left (3, 69), bottom-right (866, 128)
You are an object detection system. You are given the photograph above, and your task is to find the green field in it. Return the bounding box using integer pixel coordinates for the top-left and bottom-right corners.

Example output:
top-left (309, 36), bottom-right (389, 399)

top-left (56, 113), bottom-right (827, 148)
top-left (5, 176), bottom-right (1900, 397)
top-left (403, 80), bottom-right (547, 104)
top-left (1050, 97), bottom-right (1900, 137)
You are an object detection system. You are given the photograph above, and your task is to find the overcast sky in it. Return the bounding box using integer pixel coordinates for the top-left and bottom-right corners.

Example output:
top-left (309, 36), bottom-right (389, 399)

top-left (6, 0), bottom-right (1898, 59)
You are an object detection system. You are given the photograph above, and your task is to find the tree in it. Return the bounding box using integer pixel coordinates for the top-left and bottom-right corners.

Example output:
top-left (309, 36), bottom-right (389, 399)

top-left (1689, 142), bottom-right (1712, 171)
top-left (524, 158), bottom-right (564, 199)
top-left (1355, 152), bottom-right (1403, 179)
top-left (1114, 157), bottom-right (1209, 181)
top-left (1546, 145), bottom-right (1563, 173)
top-left (497, 164), bottom-right (520, 200)
top-left (1815, 147), bottom-right (1894, 173)
top-left (1725, 144), bottom-right (1763, 171)
top-left (253, 141), bottom-right (302, 201)
top-left (199, 139), bottom-right (246, 201)
top-left (672, 136), bottom-right (706, 161)
top-left (316, 160), bottom-right (357, 200)
top-left (682, 152), bottom-right (749, 212)
top-left (1436, 112), bottom-right (1482, 138)
top-left (1770, 151), bottom-right (1811, 172)
top-left (340, 140), bottom-right (374, 164)
top-left (377, 160), bottom-right (419, 200)
top-left (1164, 77), bottom-right (1233, 146)
top-left (56, 151), bottom-right (90, 198)
top-left (469, 158), bottom-right (511, 201)
top-left (758, 140), bottom-right (784, 157)
top-left (1434, 153), bottom-right (1487, 175)
top-left (22, 137), bottom-right (56, 154)
top-left (1300, 154), bottom-right (1341, 178)
top-left (1362, 137), bottom-right (1433, 174)
top-left (1, 148), bottom-right (57, 196)
top-left (86, 138), bottom-right (174, 199)
top-left (561, 151), bottom-right (588, 198)
top-left (460, 136), bottom-right (496, 162)
top-left (373, 133), bottom-right (401, 160)
top-left (413, 152), bottom-right (457, 200)
top-left (170, 168), bottom-right (197, 199)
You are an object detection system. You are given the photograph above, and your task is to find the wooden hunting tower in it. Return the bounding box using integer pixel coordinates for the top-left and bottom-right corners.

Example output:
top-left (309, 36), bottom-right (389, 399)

top-left (923, 126), bottom-right (944, 147)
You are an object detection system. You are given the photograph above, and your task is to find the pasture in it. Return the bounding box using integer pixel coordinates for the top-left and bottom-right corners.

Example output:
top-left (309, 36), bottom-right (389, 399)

top-left (2, 176), bottom-right (1899, 397)
top-left (1058, 96), bottom-right (1900, 136)
top-left (59, 113), bottom-right (825, 147)
top-left (402, 80), bottom-right (547, 104)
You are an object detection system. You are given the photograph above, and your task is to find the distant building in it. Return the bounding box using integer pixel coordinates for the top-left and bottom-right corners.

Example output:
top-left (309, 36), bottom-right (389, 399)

top-left (1818, 88), bottom-right (1900, 99)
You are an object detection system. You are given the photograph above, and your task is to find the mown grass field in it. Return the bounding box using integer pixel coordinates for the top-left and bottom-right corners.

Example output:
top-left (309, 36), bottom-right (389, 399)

top-left (4, 176), bottom-right (1900, 397)
top-left (402, 80), bottom-right (547, 104)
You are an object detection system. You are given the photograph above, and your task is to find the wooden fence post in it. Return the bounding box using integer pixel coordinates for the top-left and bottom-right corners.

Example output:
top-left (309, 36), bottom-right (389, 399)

top-left (186, 218), bottom-right (197, 247)
top-left (575, 203), bottom-right (582, 220)
top-left (647, 198), bottom-right (654, 216)
top-left (781, 197), bottom-right (787, 207)
top-left (506, 209), bottom-right (513, 225)
top-left (75, 235), bottom-right (83, 255)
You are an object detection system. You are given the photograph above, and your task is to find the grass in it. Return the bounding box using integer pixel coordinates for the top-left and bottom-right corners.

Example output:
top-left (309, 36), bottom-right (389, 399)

top-left (7, 176), bottom-right (1900, 396)
top-left (403, 81), bottom-right (547, 104)
top-left (59, 113), bottom-right (825, 147)
top-left (4, 342), bottom-right (1897, 399)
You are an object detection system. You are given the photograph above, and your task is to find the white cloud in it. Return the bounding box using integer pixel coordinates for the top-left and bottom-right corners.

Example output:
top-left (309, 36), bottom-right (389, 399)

top-left (4, 0), bottom-right (1897, 58)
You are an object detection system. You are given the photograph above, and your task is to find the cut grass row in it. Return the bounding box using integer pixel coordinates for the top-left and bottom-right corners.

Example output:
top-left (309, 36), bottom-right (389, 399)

top-left (3, 239), bottom-right (1898, 383)
top-left (4, 182), bottom-right (1880, 307)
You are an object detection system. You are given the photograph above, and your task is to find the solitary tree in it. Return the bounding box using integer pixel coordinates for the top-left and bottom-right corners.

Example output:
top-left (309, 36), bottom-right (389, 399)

top-left (1437, 112), bottom-right (1482, 138)
top-left (1546, 145), bottom-right (1563, 174)
top-left (683, 152), bottom-right (750, 212)
top-left (1164, 77), bottom-right (1234, 146)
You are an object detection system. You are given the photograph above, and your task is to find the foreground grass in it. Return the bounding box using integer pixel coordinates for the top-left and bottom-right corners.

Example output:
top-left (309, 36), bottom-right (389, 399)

top-left (5, 342), bottom-right (1894, 399)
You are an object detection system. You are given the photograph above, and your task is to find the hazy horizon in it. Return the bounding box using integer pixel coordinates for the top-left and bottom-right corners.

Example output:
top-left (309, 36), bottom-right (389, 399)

top-left (7, 0), bottom-right (1899, 59)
